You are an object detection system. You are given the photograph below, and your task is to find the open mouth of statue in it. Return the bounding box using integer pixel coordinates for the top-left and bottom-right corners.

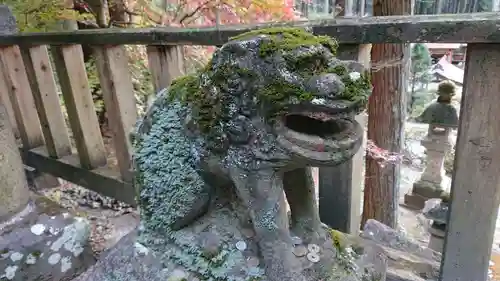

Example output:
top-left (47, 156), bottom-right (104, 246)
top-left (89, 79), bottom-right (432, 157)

top-left (275, 103), bottom-right (363, 165)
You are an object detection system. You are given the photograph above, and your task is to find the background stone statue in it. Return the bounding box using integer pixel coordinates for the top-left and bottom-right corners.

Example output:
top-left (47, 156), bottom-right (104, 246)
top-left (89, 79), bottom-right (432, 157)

top-left (404, 81), bottom-right (459, 210)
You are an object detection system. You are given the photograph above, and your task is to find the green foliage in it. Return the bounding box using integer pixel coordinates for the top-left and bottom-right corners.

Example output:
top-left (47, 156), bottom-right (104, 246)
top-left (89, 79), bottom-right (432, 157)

top-left (414, 0), bottom-right (436, 14)
top-left (5, 0), bottom-right (90, 32)
top-left (409, 43), bottom-right (432, 113)
top-left (409, 89), bottom-right (434, 118)
top-left (411, 43), bottom-right (432, 88)
top-left (84, 59), bottom-right (105, 115)
top-left (477, 0), bottom-right (493, 11)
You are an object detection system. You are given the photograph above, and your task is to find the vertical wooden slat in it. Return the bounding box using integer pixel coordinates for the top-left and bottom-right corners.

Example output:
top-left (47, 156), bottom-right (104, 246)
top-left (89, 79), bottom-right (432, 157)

top-left (0, 46), bottom-right (44, 149)
top-left (21, 45), bottom-right (72, 158)
top-left (440, 43), bottom-right (500, 281)
top-left (94, 45), bottom-right (137, 182)
top-left (146, 45), bottom-right (185, 104)
top-left (51, 45), bottom-right (107, 169)
top-left (318, 43), bottom-right (370, 234)
top-left (0, 70), bottom-right (18, 137)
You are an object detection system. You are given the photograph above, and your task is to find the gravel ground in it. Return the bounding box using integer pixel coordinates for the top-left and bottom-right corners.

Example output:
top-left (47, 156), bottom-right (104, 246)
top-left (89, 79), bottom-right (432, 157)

top-left (36, 180), bottom-right (139, 257)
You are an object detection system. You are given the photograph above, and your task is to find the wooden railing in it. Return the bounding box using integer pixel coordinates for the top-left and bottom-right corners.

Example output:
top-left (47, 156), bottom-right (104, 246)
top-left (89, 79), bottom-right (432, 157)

top-left (1, 12), bottom-right (500, 281)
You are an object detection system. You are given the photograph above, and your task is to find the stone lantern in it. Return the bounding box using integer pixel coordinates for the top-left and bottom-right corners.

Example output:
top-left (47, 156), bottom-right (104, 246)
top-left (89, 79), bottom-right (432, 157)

top-left (404, 81), bottom-right (459, 210)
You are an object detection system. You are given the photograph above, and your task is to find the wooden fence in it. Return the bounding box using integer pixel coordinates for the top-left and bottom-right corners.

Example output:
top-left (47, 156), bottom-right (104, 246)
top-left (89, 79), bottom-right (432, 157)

top-left (1, 12), bottom-right (500, 281)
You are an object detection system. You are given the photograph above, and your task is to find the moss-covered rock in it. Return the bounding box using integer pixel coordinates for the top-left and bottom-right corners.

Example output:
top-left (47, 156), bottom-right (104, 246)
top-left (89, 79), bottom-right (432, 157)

top-left (230, 27), bottom-right (338, 57)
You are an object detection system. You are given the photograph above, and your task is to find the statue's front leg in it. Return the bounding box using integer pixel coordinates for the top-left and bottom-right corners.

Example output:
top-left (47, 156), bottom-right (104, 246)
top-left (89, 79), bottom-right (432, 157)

top-left (283, 167), bottom-right (323, 241)
top-left (229, 167), bottom-right (305, 281)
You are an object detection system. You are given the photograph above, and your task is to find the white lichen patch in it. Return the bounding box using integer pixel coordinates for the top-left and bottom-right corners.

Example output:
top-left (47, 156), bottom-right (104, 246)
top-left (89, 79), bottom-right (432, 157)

top-left (30, 224), bottom-right (46, 236)
top-left (9, 252), bottom-right (23, 262)
top-left (349, 72), bottom-right (361, 81)
top-left (168, 269), bottom-right (187, 281)
top-left (60, 256), bottom-right (72, 273)
top-left (50, 218), bottom-right (89, 257)
top-left (4, 265), bottom-right (18, 280)
top-left (49, 227), bottom-right (61, 236)
top-left (134, 242), bottom-right (149, 256)
top-left (48, 253), bottom-right (61, 265)
top-left (25, 253), bottom-right (37, 265)
top-left (311, 98), bottom-right (326, 105)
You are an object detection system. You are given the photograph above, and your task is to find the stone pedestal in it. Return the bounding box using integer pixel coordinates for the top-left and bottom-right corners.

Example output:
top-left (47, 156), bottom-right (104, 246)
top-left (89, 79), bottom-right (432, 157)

top-left (428, 223), bottom-right (446, 253)
top-left (404, 126), bottom-right (453, 210)
top-left (423, 199), bottom-right (448, 253)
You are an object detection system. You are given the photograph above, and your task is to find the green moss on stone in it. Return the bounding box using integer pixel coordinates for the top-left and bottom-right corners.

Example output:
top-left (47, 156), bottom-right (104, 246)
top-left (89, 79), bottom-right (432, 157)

top-left (31, 250), bottom-right (42, 257)
top-left (168, 73), bottom-right (222, 134)
top-left (230, 27), bottom-right (338, 57)
top-left (327, 65), bottom-right (371, 105)
top-left (259, 80), bottom-right (314, 119)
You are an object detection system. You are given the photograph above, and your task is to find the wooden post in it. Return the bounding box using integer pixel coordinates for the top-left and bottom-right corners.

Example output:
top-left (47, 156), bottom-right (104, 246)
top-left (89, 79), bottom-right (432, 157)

top-left (94, 45), bottom-right (137, 182)
top-left (0, 45), bottom-right (44, 149)
top-left (0, 5), bottom-right (17, 138)
top-left (146, 45), bottom-right (185, 106)
top-left (0, 62), bottom-right (17, 137)
top-left (318, 44), bottom-right (370, 234)
top-left (440, 43), bottom-right (500, 281)
top-left (21, 45), bottom-right (72, 158)
top-left (51, 45), bottom-right (107, 169)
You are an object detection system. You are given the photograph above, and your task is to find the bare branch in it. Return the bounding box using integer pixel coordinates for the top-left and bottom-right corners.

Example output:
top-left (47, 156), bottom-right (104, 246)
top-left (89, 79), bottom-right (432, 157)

top-left (179, 0), bottom-right (213, 24)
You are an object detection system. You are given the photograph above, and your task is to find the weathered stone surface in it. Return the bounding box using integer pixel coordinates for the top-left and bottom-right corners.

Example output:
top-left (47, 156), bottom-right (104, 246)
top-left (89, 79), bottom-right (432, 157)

top-left (0, 5), bottom-right (16, 35)
top-left (423, 201), bottom-right (448, 226)
top-left (75, 221), bottom-right (388, 281)
top-left (71, 230), bottom-right (169, 281)
top-left (0, 199), bottom-right (95, 281)
top-left (361, 219), bottom-right (441, 281)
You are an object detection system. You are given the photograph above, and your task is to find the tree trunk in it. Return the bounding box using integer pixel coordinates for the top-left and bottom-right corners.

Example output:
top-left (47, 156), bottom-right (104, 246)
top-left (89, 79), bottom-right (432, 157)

top-left (0, 102), bottom-right (30, 220)
top-left (108, 0), bottom-right (130, 26)
top-left (86, 0), bottom-right (110, 27)
top-left (361, 0), bottom-right (410, 228)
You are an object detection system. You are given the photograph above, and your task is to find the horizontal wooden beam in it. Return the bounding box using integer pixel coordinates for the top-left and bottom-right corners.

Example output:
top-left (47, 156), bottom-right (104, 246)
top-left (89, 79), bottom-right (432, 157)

top-left (1, 12), bottom-right (500, 46)
top-left (21, 146), bottom-right (136, 206)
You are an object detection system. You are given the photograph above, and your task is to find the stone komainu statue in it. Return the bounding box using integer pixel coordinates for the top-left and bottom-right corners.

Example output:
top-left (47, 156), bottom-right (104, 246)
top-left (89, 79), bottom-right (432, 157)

top-left (131, 27), bottom-right (373, 281)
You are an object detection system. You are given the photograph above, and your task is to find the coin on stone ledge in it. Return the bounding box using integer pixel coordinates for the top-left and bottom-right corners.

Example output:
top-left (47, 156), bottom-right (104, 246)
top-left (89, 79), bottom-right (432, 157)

top-left (236, 240), bottom-right (247, 251)
top-left (307, 243), bottom-right (320, 253)
top-left (307, 252), bottom-right (320, 263)
top-left (291, 236), bottom-right (303, 245)
top-left (293, 245), bottom-right (308, 257)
